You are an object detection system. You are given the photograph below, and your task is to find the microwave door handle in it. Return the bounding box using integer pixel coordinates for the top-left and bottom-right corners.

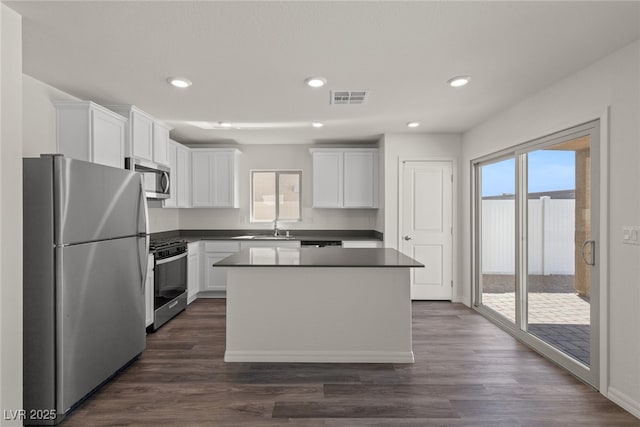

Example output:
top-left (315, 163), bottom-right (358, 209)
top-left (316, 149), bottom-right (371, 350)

top-left (161, 172), bottom-right (170, 194)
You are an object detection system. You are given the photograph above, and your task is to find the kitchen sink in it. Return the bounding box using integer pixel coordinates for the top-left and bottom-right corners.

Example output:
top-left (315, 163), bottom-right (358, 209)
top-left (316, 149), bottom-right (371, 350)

top-left (252, 235), bottom-right (295, 240)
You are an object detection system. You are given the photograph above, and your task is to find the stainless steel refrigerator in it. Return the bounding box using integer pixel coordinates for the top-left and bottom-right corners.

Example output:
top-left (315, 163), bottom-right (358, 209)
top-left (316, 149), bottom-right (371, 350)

top-left (23, 155), bottom-right (149, 425)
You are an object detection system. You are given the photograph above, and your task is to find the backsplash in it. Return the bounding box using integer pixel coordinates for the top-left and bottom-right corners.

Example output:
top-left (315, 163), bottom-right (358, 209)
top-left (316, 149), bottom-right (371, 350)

top-left (148, 206), bottom-right (379, 233)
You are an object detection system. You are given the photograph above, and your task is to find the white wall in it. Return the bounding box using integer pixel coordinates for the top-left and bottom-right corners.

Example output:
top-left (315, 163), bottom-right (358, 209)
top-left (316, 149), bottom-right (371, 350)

top-left (1, 4), bottom-right (23, 425)
top-left (148, 207), bottom-right (179, 232)
top-left (461, 40), bottom-right (640, 416)
top-left (22, 74), bottom-right (78, 157)
top-left (382, 133), bottom-right (463, 299)
top-left (176, 144), bottom-right (380, 232)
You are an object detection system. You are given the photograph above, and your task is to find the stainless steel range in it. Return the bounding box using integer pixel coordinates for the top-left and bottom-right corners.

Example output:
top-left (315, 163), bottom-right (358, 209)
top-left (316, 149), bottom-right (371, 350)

top-left (149, 239), bottom-right (188, 331)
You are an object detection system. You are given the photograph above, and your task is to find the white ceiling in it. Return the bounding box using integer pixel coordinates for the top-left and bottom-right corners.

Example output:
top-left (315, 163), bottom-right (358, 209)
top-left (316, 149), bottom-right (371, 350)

top-left (7, 1), bottom-right (640, 145)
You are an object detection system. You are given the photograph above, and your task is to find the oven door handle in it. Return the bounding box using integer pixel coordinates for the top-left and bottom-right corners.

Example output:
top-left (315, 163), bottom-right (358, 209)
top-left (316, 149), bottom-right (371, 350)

top-left (156, 252), bottom-right (187, 265)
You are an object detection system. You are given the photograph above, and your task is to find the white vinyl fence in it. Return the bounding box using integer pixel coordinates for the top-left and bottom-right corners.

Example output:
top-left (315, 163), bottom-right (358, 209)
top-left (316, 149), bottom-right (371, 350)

top-left (481, 197), bottom-right (575, 275)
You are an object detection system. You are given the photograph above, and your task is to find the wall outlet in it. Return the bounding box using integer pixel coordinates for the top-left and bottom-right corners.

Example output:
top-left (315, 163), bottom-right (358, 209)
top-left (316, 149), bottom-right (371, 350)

top-left (622, 226), bottom-right (640, 245)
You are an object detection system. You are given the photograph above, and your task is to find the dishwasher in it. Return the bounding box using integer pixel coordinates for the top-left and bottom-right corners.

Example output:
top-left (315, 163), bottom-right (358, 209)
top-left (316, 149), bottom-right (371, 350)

top-left (300, 240), bottom-right (342, 248)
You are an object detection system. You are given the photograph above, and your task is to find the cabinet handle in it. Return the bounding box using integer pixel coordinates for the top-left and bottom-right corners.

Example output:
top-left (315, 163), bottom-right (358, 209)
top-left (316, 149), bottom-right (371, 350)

top-left (403, 236), bottom-right (412, 241)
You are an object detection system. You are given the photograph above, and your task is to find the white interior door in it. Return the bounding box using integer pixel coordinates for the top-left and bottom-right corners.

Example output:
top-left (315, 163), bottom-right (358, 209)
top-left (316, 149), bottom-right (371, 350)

top-left (401, 161), bottom-right (453, 300)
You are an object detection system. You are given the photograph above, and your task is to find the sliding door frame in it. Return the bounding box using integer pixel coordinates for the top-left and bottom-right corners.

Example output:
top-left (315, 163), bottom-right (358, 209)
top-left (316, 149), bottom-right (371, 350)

top-left (472, 119), bottom-right (604, 388)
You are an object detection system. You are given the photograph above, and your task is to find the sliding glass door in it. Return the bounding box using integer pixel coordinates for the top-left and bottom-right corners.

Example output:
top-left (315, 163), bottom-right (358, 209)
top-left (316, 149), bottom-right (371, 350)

top-left (478, 157), bottom-right (517, 323)
top-left (525, 136), bottom-right (594, 367)
top-left (474, 121), bottom-right (600, 387)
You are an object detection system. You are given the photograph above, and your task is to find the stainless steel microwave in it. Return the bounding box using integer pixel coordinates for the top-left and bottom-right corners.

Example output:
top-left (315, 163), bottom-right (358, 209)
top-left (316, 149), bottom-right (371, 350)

top-left (125, 157), bottom-right (170, 200)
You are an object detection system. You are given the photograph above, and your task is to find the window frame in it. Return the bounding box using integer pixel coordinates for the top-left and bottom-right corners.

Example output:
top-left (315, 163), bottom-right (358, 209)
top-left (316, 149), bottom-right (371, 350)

top-left (249, 170), bottom-right (302, 223)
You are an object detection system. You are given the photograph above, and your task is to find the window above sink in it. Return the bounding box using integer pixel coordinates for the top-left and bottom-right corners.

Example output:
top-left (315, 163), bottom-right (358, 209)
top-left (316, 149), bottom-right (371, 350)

top-left (250, 170), bottom-right (302, 223)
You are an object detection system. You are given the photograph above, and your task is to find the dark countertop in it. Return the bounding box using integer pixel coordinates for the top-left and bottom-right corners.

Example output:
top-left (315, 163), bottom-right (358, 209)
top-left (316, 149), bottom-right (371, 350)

top-left (151, 229), bottom-right (383, 243)
top-left (214, 247), bottom-right (424, 268)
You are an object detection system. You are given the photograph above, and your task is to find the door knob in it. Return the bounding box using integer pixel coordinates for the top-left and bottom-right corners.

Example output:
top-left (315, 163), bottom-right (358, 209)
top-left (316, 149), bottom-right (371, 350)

top-left (403, 236), bottom-right (412, 241)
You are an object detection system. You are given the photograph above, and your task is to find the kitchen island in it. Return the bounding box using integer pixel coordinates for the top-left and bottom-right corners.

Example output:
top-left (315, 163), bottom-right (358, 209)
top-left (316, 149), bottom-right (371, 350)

top-left (214, 247), bottom-right (423, 363)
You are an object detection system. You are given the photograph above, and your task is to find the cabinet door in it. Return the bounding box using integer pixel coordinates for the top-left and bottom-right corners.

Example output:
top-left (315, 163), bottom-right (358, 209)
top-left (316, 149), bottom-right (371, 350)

top-left (145, 255), bottom-right (154, 328)
top-left (344, 151), bottom-right (377, 208)
top-left (312, 151), bottom-right (343, 208)
top-left (153, 122), bottom-right (170, 166)
top-left (90, 108), bottom-right (125, 169)
top-left (204, 252), bottom-right (234, 291)
top-left (131, 111), bottom-right (154, 161)
top-left (211, 151), bottom-right (235, 207)
top-left (177, 146), bottom-right (191, 208)
top-left (191, 152), bottom-right (212, 207)
top-left (163, 142), bottom-right (178, 208)
top-left (341, 240), bottom-right (382, 248)
top-left (187, 243), bottom-right (200, 304)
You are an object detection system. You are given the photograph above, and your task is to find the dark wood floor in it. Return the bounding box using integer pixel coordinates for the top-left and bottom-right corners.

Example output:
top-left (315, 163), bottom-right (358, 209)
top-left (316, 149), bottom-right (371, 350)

top-left (64, 300), bottom-right (639, 426)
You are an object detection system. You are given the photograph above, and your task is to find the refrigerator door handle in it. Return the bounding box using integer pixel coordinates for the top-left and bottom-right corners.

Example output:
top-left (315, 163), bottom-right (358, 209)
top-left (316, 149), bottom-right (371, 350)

top-left (137, 175), bottom-right (149, 237)
top-left (138, 235), bottom-right (149, 293)
top-left (136, 176), bottom-right (150, 292)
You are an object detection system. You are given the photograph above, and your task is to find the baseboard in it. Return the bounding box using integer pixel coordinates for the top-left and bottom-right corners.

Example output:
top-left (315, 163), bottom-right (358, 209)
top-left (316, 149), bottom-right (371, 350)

top-left (224, 350), bottom-right (415, 363)
top-left (195, 291), bottom-right (226, 299)
top-left (608, 387), bottom-right (640, 419)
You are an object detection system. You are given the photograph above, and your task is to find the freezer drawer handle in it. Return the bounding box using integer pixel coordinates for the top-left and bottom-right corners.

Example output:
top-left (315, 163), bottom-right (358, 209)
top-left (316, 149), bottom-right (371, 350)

top-left (168, 300), bottom-right (179, 309)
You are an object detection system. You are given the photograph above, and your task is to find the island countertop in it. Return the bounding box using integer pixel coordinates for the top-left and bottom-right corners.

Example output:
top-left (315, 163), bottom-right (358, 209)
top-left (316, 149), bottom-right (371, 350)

top-left (214, 247), bottom-right (424, 268)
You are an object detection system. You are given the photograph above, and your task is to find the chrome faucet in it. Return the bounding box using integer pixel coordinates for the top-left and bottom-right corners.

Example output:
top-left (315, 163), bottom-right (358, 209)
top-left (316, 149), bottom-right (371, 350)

top-left (273, 220), bottom-right (279, 237)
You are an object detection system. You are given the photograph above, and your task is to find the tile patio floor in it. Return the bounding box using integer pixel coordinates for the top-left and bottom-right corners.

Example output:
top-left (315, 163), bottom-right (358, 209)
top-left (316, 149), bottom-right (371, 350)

top-left (482, 292), bottom-right (591, 365)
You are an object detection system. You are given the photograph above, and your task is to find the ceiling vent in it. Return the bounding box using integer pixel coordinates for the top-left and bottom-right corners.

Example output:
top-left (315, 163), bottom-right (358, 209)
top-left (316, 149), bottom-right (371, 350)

top-left (331, 90), bottom-right (369, 105)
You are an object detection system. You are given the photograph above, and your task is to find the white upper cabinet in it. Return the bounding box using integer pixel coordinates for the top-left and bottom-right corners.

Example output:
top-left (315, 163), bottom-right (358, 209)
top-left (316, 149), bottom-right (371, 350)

top-left (191, 149), bottom-right (240, 208)
top-left (152, 121), bottom-right (171, 166)
top-left (163, 140), bottom-right (191, 208)
top-left (176, 144), bottom-right (191, 208)
top-left (55, 101), bottom-right (126, 169)
top-left (312, 151), bottom-right (343, 208)
top-left (105, 104), bottom-right (171, 165)
top-left (310, 148), bottom-right (378, 209)
top-left (343, 150), bottom-right (378, 208)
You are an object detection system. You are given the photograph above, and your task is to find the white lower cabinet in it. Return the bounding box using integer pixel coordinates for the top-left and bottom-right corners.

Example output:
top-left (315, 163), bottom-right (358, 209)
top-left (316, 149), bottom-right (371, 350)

top-left (203, 241), bottom-right (240, 292)
top-left (341, 240), bottom-right (383, 248)
top-left (239, 240), bottom-right (301, 250)
top-left (185, 239), bottom-right (304, 298)
top-left (187, 242), bottom-right (201, 304)
top-left (145, 254), bottom-right (154, 328)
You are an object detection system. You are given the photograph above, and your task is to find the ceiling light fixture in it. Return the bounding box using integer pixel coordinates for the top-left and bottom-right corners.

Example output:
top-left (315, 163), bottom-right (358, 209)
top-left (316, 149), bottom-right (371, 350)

top-left (407, 122), bottom-right (420, 128)
top-left (312, 122), bottom-right (324, 128)
top-left (167, 77), bottom-right (192, 88)
top-left (448, 76), bottom-right (470, 88)
top-left (219, 122), bottom-right (232, 128)
top-left (305, 77), bottom-right (327, 88)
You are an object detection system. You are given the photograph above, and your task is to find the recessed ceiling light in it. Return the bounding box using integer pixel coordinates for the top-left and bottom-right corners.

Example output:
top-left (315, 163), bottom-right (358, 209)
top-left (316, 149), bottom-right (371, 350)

top-left (407, 122), bottom-right (420, 128)
top-left (305, 77), bottom-right (327, 88)
top-left (219, 122), bottom-right (231, 128)
top-left (448, 76), bottom-right (470, 88)
top-left (167, 77), bottom-right (192, 88)
top-left (312, 122), bottom-right (324, 128)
